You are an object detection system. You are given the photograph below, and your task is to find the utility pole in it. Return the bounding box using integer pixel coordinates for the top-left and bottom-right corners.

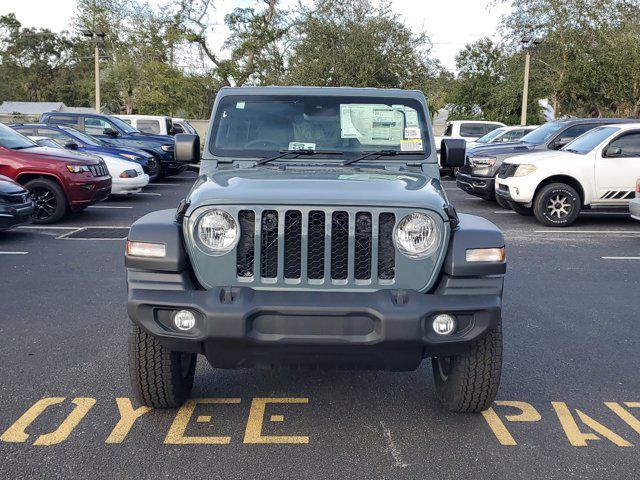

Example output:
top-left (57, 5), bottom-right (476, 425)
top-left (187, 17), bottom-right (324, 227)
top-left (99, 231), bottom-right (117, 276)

top-left (82, 29), bottom-right (105, 113)
top-left (520, 37), bottom-right (542, 126)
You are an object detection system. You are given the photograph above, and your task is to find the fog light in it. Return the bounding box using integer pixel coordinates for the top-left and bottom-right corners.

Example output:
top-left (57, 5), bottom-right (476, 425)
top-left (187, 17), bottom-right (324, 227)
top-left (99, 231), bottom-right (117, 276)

top-left (173, 310), bottom-right (196, 331)
top-left (432, 314), bottom-right (456, 335)
top-left (126, 240), bottom-right (166, 258)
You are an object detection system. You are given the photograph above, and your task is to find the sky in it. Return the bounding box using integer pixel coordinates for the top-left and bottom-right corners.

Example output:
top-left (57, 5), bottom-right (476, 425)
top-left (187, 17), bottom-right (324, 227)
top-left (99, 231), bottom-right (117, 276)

top-left (0, 0), bottom-right (511, 72)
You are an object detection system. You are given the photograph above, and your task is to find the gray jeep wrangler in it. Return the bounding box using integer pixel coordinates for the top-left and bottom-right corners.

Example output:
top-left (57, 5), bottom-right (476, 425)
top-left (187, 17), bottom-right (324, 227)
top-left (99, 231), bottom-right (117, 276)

top-left (125, 87), bottom-right (506, 413)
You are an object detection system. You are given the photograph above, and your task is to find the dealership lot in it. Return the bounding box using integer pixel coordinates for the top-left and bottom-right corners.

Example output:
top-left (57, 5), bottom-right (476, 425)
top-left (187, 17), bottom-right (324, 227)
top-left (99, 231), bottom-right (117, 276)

top-left (0, 173), bottom-right (639, 479)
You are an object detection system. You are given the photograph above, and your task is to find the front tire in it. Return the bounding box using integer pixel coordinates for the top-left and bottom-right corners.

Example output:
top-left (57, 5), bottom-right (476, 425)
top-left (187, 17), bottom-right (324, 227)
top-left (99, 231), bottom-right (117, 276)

top-left (432, 318), bottom-right (502, 413)
top-left (128, 324), bottom-right (196, 408)
top-left (25, 178), bottom-right (68, 224)
top-left (495, 193), bottom-right (511, 209)
top-left (533, 183), bottom-right (581, 227)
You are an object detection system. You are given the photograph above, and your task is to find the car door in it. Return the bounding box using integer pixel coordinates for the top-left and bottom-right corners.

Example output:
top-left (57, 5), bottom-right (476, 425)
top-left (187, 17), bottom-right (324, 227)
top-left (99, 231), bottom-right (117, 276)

top-left (594, 131), bottom-right (640, 204)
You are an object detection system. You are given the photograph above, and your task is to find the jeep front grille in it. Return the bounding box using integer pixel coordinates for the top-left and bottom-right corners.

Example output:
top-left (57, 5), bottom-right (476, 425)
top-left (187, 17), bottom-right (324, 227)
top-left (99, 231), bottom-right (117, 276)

top-left (89, 162), bottom-right (109, 177)
top-left (236, 208), bottom-right (395, 285)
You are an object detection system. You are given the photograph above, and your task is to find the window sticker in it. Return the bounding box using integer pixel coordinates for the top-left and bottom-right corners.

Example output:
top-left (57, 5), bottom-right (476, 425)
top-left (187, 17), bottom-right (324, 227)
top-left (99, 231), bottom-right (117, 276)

top-left (400, 139), bottom-right (423, 152)
top-left (236, 101), bottom-right (245, 109)
top-left (404, 127), bottom-right (421, 139)
top-left (288, 142), bottom-right (316, 151)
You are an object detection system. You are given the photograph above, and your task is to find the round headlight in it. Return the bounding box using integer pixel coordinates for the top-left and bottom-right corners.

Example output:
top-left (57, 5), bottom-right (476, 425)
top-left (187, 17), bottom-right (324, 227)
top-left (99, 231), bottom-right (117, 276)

top-left (394, 212), bottom-right (440, 258)
top-left (195, 209), bottom-right (238, 253)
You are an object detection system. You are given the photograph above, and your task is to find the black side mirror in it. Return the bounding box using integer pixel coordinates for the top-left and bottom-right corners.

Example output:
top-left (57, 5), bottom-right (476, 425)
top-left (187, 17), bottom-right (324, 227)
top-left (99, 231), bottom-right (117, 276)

top-left (65, 142), bottom-right (79, 150)
top-left (172, 125), bottom-right (184, 135)
top-left (440, 138), bottom-right (466, 168)
top-left (552, 137), bottom-right (571, 149)
top-left (175, 133), bottom-right (201, 163)
top-left (605, 146), bottom-right (622, 157)
top-left (103, 128), bottom-right (119, 138)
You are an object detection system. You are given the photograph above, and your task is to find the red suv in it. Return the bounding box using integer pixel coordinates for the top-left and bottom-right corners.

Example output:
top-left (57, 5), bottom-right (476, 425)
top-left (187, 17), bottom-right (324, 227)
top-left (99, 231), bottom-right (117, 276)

top-left (0, 123), bottom-right (112, 223)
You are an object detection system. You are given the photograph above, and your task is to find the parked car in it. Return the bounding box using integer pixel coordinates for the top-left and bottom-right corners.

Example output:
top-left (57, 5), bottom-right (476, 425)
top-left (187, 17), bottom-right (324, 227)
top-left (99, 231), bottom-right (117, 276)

top-left (0, 174), bottom-right (34, 231)
top-left (495, 124), bottom-right (640, 226)
top-left (172, 118), bottom-right (197, 135)
top-left (115, 115), bottom-right (175, 136)
top-left (11, 123), bottom-right (158, 180)
top-left (0, 123), bottom-right (111, 224)
top-left (40, 112), bottom-right (183, 179)
top-left (26, 137), bottom-right (148, 196)
top-left (457, 118), bottom-right (638, 207)
top-left (631, 178), bottom-right (640, 222)
top-left (125, 86), bottom-right (507, 413)
top-left (466, 125), bottom-right (539, 149)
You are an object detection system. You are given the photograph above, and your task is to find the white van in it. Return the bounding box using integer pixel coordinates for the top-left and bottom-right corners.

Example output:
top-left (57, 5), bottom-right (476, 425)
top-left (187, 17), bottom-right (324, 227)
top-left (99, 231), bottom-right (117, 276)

top-left (115, 115), bottom-right (174, 136)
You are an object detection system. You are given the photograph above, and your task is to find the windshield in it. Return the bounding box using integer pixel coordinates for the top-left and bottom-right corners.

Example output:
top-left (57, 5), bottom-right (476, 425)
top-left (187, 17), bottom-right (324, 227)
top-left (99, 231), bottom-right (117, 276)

top-left (520, 121), bottom-right (564, 144)
top-left (210, 94), bottom-right (429, 159)
top-left (475, 128), bottom-right (505, 144)
top-left (562, 126), bottom-right (619, 154)
top-left (0, 124), bottom-right (37, 149)
top-left (110, 116), bottom-right (139, 134)
top-left (60, 126), bottom-right (102, 146)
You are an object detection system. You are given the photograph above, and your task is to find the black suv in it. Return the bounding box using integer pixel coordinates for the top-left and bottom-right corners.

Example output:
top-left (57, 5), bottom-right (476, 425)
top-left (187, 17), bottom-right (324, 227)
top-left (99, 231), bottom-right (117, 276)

top-left (457, 118), bottom-right (638, 203)
top-left (40, 112), bottom-right (185, 179)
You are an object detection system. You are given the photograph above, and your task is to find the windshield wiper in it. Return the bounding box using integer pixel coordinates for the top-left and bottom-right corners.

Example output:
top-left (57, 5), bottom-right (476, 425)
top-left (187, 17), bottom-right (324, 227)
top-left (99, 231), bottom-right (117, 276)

top-left (255, 149), bottom-right (343, 166)
top-left (342, 150), bottom-right (424, 166)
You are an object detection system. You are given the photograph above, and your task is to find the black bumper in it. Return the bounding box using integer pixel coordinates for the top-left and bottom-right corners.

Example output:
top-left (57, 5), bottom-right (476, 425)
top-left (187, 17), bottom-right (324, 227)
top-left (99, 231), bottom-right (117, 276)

top-left (456, 173), bottom-right (495, 200)
top-left (495, 182), bottom-right (514, 201)
top-left (0, 202), bottom-right (34, 230)
top-left (127, 272), bottom-right (503, 371)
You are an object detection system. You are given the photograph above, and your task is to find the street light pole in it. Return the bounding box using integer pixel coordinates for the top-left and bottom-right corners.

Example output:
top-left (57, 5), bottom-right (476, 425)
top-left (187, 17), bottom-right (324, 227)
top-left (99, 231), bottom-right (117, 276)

top-left (94, 42), bottom-right (100, 113)
top-left (520, 51), bottom-right (530, 126)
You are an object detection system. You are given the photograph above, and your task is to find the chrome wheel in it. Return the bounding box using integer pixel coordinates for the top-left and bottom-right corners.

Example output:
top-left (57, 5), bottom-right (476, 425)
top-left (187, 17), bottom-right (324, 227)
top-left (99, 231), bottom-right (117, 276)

top-left (546, 194), bottom-right (572, 218)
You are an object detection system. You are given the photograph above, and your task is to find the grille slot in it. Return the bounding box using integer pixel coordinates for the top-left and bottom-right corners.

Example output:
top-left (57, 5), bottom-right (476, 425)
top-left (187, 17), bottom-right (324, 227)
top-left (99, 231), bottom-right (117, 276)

top-left (330, 211), bottom-right (349, 280)
top-left (284, 210), bottom-right (302, 279)
top-left (498, 163), bottom-right (518, 179)
top-left (377, 213), bottom-right (396, 280)
top-left (236, 208), bottom-right (397, 285)
top-left (236, 210), bottom-right (255, 278)
top-left (260, 210), bottom-right (278, 278)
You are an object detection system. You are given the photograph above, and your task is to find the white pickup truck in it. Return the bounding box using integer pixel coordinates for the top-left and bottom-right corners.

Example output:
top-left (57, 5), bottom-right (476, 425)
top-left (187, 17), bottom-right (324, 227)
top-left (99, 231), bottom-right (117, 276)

top-left (495, 123), bottom-right (640, 226)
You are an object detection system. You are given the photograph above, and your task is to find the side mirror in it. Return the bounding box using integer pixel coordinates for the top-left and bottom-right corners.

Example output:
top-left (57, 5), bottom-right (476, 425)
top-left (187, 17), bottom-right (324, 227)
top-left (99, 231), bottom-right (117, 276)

top-left (552, 137), bottom-right (571, 149)
top-left (175, 133), bottom-right (201, 163)
top-left (440, 138), bottom-right (466, 168)
top-left (172, 125), bottom-right (184, 135)
top-left (103, 128), bottom-right (119, 138)
top-left (65, 142), bottom-right (79, 150)
top-left (604, 146), bottom-right (622, 157)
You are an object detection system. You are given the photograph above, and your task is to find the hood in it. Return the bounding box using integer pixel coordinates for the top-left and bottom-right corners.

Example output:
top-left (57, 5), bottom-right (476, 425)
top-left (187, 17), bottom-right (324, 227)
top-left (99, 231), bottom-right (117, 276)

top-left (125, 133), bottom-right (172, 144)
top-left (467, 141), bottom-right (534, 157)
top-left (99, 155), bottom-right (142, 172)
top-left (0, 175), bottom-right (25, 194)
top-left (13, 146), bottom-right (102, 164)
top-left (186, 166), bottom-right (449, 218)
top-left (86, 144), bottom-right (152, 159)
top-left (502, 150), bottom-right (575, 165)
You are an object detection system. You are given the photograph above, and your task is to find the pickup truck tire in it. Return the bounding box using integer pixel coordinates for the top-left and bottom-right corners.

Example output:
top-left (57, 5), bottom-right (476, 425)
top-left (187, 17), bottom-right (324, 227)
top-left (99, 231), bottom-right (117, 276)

top-left (128, 324), bottom-right (196, 408)
top-left (508, 200), bottom-right (534, 216)
top-left (25, 178), bottom-right (67, 224)
top-left (533, 183), bottom-right (581, 227)
top-left (432, 318), bottom-right (502, 413)
top-left (495, 193), bottom-right (511, 209)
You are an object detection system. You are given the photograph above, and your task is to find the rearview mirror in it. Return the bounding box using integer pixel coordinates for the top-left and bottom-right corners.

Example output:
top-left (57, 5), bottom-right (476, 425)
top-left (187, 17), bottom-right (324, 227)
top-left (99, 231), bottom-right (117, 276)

top-left (175, 133), bottom-right (201, 163)
top-left (103, 128), bottom-right (118, 138)
top-left (65, 142), bottom-right (79, 150)
top-left (440, 138), bottom-right (466, 168)
top-left (552, 137), bottom-right (571, 149)
top-left (605, 146), bottom-right (622, 157)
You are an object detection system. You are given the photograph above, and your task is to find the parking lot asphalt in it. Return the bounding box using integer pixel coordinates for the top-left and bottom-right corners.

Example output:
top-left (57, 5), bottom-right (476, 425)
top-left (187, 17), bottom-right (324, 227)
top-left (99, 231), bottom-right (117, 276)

top-left (1, 172), bottom-right (639, 479)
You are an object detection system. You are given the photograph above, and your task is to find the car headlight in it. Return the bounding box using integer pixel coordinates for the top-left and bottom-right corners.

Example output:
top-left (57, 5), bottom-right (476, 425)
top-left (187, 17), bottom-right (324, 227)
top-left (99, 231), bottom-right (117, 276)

top-left (119, 169), bottom-right (138, 178)
top-left (66, 165), bottom-right (91, 173)
top-left (195, 209), bottom-right (238, 254)
top-left (394, 212), bottom-right (440, 259)
top-left (514, 164), bottom-right (537, 176)
top-left (469, 156), bottom-right (496, 176)
top-left (120, 153), bottom-right (139, 161)
top-left (161, 144), bottom-right (173, 152)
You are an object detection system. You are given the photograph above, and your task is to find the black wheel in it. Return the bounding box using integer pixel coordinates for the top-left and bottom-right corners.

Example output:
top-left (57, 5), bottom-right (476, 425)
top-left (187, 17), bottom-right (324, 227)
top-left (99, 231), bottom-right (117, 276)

top-left (146, 158), bottom-right (162, 182)
top-left (128, 324), bottom-right (196, 408)
top-left (447, 167), bottom-right (459, 179)
top-left (495, 193), bottom-right (511, 209)
top-left (508, 200), bottom-right (534, 216)
top-left (533, 183), bottom-right (581, 227)
top-left (432, 318), bottom-right (502, 413)
top-left (25, 178), bottom-right (67, 224)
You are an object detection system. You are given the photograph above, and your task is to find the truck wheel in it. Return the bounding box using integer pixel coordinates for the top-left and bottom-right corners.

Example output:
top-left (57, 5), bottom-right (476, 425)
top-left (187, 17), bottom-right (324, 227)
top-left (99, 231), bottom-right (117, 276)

top-left (128, 324), bottom-right (196, 408)
top-left (533, 183), bottom-right (581, 227)
top-left (432, 319), bottom-right (502, 413)
top-left (25, 178), bottom-right (68, 224)
top-left (495, 193), bottom-right (511, 209)
top-left (508, 200), bottom-right (534, 216)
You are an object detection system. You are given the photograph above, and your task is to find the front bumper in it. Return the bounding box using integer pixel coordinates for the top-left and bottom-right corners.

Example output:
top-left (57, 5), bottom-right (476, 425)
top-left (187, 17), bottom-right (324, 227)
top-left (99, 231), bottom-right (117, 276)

top-left (456, 172), bottom-right (495, 199)
top-left (68, 177), bottom-right (112, 211)
top-left (111, 174), bottom-right (150, 195)
top-left (630, 197), bottom-right (640, 221)
top-left (127, 272), bottom-right (503, 371)
top-left (495, 176), bottom-right (536, 204)
top-left (0, 201), bottom-right (35, 230)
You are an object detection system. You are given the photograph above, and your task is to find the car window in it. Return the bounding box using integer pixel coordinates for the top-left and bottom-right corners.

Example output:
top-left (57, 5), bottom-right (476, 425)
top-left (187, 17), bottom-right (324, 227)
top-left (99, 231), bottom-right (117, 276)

top-left (555, 124), bottom-right (596, 144)
top-left (562, 126), bottom-right (619, 154)
top-left (47, 115), bottom-right (81, 128)
top-left (121, 118), bottom-right (132, 125)
top-left (37, 128), bottom-right (74, 145)
top-left (137, 119), bottom-right (161, 134)
top-left (502, 129), bottom-right (523, 141)
top-left (0, 123), bottom-right (37, 149)
top-left (482, 124), bottom-right (501, 135)
top-left (84, 117), bottom-right (113, 136)
top-left (459, 123), bottom-right (488, 137)
top-left (608, 132), bottom-right (640, 157)
top-left (13, 126), bottom-right (36, 136)
top-left (475, 128), bottom-right (505, 144)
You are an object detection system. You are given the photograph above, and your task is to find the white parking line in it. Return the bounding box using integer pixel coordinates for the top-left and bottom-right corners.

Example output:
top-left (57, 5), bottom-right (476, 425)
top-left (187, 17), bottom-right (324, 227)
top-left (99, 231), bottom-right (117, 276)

top-left (18, 226), bottom-right (78, 230)
top-left (534, 230), bottom-right (640, 234)
top-left (492, 210), bottom-right (517, 214)
top-left (149, 183), bottom-right (181, 187)
top-left (88, 205), bottom-right (133, 209)
top-left (133, 192), bottom-right (161, 196)
top-left (602, 256), bottom-right (640, 260)
top-left (0, 251), bottom-right (28, 255)
top-left (464, 197), bottom-right (484, 201)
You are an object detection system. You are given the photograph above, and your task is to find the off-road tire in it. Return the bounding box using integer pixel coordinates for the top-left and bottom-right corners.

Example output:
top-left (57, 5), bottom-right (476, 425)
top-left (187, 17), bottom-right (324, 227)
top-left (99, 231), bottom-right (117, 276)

top-left (533, 183), bottom-right (581, 227)
top-left (432, 318), bottom-right (502, 413)
top-left (25, 178), bottom-right (67, 224)
top-left (495, 193), bottom-right (510, 209)
top-left (128, 324), bottom-right (196, 408)
top-left (508, 200), bottom-right (534, 216)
